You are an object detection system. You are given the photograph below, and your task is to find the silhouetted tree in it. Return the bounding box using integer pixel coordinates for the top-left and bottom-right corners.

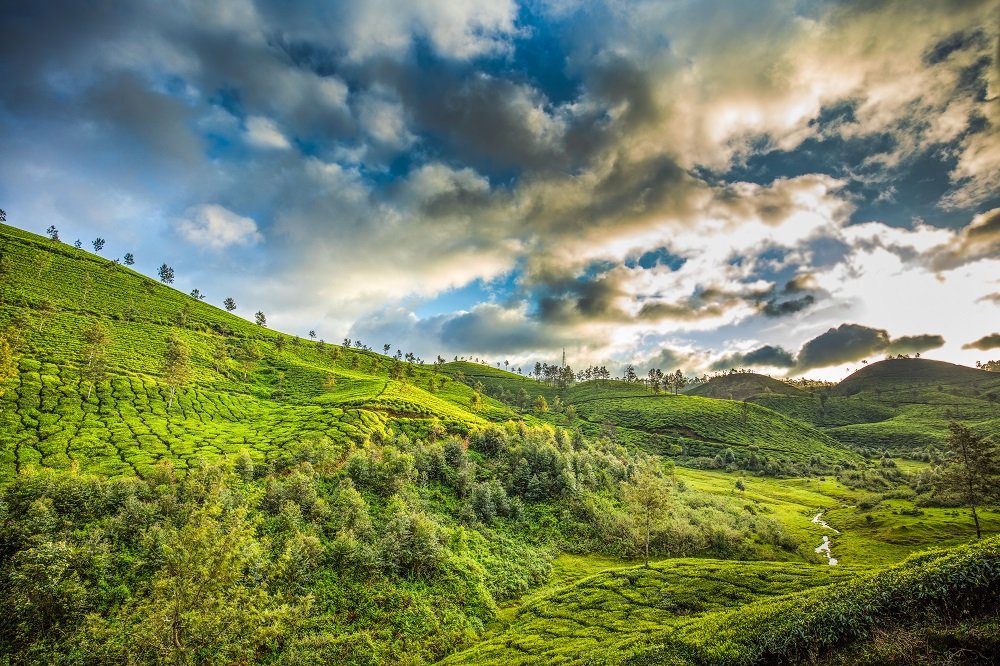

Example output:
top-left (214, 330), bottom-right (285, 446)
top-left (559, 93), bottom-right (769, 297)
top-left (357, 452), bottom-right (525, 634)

top-left (255, 311), bottom-right (266, 327)
top-left (223, 297), bottom-right (237, 312)
top-left (189, 289), bottom-right (206, 300)
top-left (92, 238), bottom-right (105, 253)
top-left (74, 239), bottom-right (83, 249)
top-left (123, 252), bottom-right (135, 265)
top-left (158, 264), bottom-right (175, 284)
top-left (45, 225), bottom-right (59, 241)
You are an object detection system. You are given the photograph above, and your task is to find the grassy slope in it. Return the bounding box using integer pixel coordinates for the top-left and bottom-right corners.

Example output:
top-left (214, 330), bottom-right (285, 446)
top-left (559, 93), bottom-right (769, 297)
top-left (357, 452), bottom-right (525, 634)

top-left (685, 372), bottom-right (804, 401)
top-left (0, 224), bottom-right (512, 479)
top-left (677, 361), bottom-right (1000, 456)
top-left (444, 536), bottom-right (1000, 665)
top-left (445, 362), bottom-right (863, 467)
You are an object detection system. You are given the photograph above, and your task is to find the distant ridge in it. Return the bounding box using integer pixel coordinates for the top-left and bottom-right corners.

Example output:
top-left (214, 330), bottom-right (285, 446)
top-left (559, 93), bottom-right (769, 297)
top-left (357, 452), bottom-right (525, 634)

top-left (832, 358), bottom-right (993, 396)
top-left (685, 372), bottom-right (804, 401)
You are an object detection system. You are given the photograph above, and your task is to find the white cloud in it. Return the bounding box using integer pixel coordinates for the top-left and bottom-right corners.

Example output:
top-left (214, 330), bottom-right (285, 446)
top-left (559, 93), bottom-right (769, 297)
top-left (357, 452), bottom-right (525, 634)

top-left (244, 116), bottom-right (290, 150)
top-left (177, 204), bottom-right (264, 250)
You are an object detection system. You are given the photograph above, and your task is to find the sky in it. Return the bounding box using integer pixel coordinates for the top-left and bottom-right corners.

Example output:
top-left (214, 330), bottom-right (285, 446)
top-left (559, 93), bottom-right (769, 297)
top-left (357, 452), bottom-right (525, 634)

top-left (1, 0), bottom-right (998, 380)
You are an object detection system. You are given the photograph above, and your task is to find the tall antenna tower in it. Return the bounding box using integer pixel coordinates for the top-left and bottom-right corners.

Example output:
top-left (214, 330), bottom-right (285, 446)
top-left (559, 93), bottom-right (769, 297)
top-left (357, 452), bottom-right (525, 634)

top-left (562, 347), bottom-right (566, 367)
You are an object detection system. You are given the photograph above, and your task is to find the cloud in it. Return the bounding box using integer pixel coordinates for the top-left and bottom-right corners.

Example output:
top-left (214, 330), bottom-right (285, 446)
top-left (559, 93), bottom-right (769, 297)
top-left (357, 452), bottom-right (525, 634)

top-left (928, 208), bottom-right (1000, 272)
top-left (887, 334), bottom-right (946, 355)
top-left (963, 333), bottom-right (1000, 351)
top-left (244, 116), bottom-right (291, 150)
top-left (796, 323), bottom-right (947, 369)
top-left (711, 345), bottom-right (796, 371)
top-left (440, 304), bottom-right (559, 355)
top-left (177, 204), bottom-right (264, 250)
top-left (796, 323), bottom-right (891, 370)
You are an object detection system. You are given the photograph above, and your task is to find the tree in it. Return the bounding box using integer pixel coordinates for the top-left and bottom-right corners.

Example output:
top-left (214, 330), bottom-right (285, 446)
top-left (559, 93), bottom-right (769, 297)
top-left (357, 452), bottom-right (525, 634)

top-left (123, 252), bottom-right (135, 265)
top-left (211, 339), bottom-right (229, 373)
top-left (0, 208), bottom-right (5, 222)
top-left (158, 264), bottom-right (175, 284)
top-left (81, 321), bottom-right (109, 400)
top-left (624, 470), bottom-right (672, 567)
top-left (32, 252), bottom-right (52, 278)
top-left (163, 333), bottom-right (191, 410)
top-left (223, 297), bottom-right (237, 312)
top-left (189, 289), bottom-right (206, 300)
top-left (934, 422), bottom-right (999, 539)
top-left (232, 339), bottom-right (263, 380)
top-left (92, 238), bottom-right (105, 253)
top-left (534, 394), bottom-right (548, 413)
top-left (255, 311), bottom-right (266, 327)
top-left (45, 225), bottom-right (59, 241)
top-left (309, 330), bottom-right (317, 340)
top-left (74, 239), bottom-right (83, 249)
top-left (383, 343), bottom-right (391, 353)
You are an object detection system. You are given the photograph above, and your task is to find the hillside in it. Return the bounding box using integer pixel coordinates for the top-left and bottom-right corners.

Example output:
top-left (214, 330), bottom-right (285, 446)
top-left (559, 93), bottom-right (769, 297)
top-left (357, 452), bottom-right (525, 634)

top-left (446, 536), bottom-right (1000, 665)
top-left (2, 223), bottom-right (998, 666)
top-left (832, 358), bottom-right (998, 397)
top-left (739, 359), bottom-right (1000, 457)
top-left (685, 372), bottom-right (804, 401)
top-left (445, 362), bottom-right (864, 471)
top-left (0, 223), bottom-right (514, 478)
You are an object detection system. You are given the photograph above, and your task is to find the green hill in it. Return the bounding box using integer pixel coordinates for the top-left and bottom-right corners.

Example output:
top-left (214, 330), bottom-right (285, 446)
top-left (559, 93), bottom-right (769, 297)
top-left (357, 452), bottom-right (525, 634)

top-left (740, 359), bottom-right (1000, 457)
top-left (0, 223), bottom-right (512, 478)
top-left (445, 536), bottom-right (1000, 665)
top-left (832, 358), bottom-right (997, 397)
top-left (445, 363), bottom-right (864, 471)
top-left (685, 372), bottom-right (804, 401)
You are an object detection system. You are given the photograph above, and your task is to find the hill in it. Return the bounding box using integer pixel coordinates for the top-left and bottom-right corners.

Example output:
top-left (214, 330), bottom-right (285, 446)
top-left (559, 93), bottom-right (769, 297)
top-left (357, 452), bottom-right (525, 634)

top-left (444, 362), bottom-right (864, 471)
top-left (832, 358), bottom-right (998, 397)
top-left (742, 359), bottom-right (1000, 457)
top-left (445, 535), bottom-right (1000, 665)
top-left (685, 372), bottom-right (804, 401)
top-left (0, 223), bottom-right (515, 478)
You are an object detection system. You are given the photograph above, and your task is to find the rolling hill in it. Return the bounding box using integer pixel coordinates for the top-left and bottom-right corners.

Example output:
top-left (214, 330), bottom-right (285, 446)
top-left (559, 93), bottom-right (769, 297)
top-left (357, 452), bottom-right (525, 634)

top-left (2, 222), bottom-right (998, 666)
top-left (685, 372), bottom-right (805, 401)
top-left (0, 223), bottom-right (514, 478)
top-left (444, 362), bottom-right (864, 470)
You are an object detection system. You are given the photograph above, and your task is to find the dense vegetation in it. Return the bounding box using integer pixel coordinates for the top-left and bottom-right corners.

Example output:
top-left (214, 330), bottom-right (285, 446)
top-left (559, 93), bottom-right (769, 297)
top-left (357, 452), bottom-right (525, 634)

top-left (1, 223), bottom-right (998, 665)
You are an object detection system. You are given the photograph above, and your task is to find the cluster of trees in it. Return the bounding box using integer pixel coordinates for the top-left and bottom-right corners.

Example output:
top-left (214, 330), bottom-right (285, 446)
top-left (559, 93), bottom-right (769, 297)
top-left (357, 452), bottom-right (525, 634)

top-left (0, 418), bottom-right (799, 664)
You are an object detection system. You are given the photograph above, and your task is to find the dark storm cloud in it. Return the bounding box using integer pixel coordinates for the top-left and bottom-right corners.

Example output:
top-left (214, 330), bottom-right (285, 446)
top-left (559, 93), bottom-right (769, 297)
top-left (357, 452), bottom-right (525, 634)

top-left (963, 333), bottom-right (1000, 351)
top-left (760, 294), bottom-right (815, 318)
top-left (711, 345), bottom-right (796, 370)
top-left (796, 323), bottom-right (892, 370)
top-left (796, 324), bottom-right (946, 369)
top-left (887, 334), bottom-right (945, 355)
